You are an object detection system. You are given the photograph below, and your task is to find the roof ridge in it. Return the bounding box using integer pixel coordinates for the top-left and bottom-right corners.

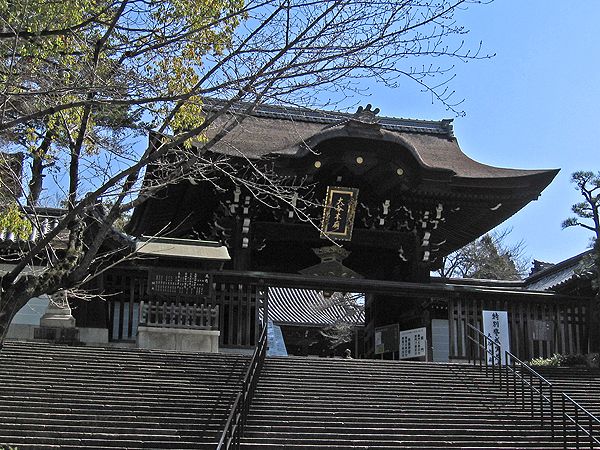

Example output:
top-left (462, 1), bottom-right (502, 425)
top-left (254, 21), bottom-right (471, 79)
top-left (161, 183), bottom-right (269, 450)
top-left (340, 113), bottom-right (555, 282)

top-left (202, 98), bottom-right (454, 136)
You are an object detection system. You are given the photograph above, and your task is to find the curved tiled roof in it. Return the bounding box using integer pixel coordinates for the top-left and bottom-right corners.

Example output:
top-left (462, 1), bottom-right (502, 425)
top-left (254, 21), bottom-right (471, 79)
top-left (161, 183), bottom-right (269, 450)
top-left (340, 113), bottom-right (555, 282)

top-left (267, 287), bottom-right (364, 327)
top-left (524, 250), bottom-right (593, 291)
top-left (199, 102), bottom-right (558, 182)
top-left (0, 207), bottom-right (135, 253)
top-left (128, 102), bottom-right (558, 253)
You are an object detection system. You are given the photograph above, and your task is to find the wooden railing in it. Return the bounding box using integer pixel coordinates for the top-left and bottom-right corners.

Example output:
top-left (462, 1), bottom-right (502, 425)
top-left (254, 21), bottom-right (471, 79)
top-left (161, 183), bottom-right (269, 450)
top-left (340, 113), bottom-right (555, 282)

top-left (139, 300), bottom-right (219, 329)
top-left (467, 323), bottom-right (600, 449)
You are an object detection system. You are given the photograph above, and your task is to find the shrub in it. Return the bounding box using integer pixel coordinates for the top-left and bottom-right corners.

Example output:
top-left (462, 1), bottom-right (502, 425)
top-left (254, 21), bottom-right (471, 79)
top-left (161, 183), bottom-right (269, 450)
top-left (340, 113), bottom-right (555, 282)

top-left (560, 354), bottom-right (587, 366)
top-left (529, 353), bottom-right (588, 367)
top-left (530, 354), bottom-right (562, 367)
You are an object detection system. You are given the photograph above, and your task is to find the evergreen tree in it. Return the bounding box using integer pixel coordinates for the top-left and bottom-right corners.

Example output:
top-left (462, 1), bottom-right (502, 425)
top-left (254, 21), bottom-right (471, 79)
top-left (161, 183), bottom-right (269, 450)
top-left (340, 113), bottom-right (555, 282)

top-left (563, 170), bottom-right (600, 353)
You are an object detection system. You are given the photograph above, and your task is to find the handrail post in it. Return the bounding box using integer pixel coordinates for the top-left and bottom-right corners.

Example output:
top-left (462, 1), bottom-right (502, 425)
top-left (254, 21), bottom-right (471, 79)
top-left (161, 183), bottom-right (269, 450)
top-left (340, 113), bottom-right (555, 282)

top-left (521, 364), bottom-right (525, 410)
top-left (539, 379), bottom-right (544, 425)
top-left (478, 335), bottom-right (482, 369)
top-left (529, 371), bottom-right (534, 418)
top-left (575, 405), bottom-right (580, 449)
top-left (563, 394), bottom-right (567, 448)
top-left (590, 416), bottom-right (593, 450)
top-left (490, 337), bottom-right (494, 382)
top-left (484, 334), bottom-right (489, 377)
top-left (499, 342), bottom-right (503, 388)
top-left (498, 343), bottom-right (502, 390)
top-left (550, 384), bottom-right (554, 438)
top-left (467, 326), bottom-right (472, 365)
top-left (505, 351), bottom-right (510, 398)
top-left (512, 356), bottom-right (517, 404)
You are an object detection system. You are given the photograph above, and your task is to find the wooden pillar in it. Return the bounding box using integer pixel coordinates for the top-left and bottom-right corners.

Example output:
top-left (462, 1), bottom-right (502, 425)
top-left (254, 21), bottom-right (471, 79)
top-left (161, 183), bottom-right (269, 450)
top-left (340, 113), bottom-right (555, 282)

top-left (588, 297), bottom-right (600, 353)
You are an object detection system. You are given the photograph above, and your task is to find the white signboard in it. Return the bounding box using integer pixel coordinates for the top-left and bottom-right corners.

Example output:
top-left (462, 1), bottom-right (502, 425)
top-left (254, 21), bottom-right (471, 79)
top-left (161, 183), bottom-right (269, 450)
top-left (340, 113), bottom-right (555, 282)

top-left (399, 327), bottom-right (426, 360)
top-left (482, 310), bottom-right (510, 364)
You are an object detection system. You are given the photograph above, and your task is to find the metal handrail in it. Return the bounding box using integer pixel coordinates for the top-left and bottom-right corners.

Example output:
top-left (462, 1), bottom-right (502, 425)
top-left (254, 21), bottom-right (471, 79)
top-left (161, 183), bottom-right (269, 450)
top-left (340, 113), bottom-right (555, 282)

top-left (216, 289), bottom-right (269, 450)
top-left (561, 393), bottom-right (600, 449)
top-left (466, 323), bottom-right (600, 449)
top-left (216, 323), bottom-right (268, 450)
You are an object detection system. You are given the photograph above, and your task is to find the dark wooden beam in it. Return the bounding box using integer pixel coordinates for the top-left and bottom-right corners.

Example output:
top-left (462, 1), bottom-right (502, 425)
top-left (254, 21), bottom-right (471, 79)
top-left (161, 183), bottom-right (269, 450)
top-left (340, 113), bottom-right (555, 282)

top-left (253, 221), bottom-right (409, 249)
top-left (208, 269), bottom-right (588, 302)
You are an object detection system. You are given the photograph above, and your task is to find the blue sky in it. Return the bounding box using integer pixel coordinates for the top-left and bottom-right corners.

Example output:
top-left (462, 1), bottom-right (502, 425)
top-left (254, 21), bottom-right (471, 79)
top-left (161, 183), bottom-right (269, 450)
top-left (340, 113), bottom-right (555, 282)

top-left (366, 0), bottom-right (599, 265)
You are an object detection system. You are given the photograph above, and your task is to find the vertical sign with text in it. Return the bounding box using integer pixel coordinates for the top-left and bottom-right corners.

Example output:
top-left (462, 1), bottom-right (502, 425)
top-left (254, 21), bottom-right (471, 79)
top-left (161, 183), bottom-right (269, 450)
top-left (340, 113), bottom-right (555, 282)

top-left (482, 310), bottom-right (510, 364)
top-left (320, 186), bottom-right (359, 241)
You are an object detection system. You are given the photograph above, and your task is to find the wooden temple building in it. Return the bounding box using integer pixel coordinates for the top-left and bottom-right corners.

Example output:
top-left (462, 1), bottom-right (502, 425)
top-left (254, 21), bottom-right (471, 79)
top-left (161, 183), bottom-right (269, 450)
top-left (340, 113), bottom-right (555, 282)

top-left (6, 103), bottom-right (596, 361)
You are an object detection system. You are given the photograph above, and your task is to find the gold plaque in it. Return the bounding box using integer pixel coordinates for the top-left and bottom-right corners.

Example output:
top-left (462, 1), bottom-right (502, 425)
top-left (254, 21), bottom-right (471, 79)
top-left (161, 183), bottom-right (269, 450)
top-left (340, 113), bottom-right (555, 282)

top-left (320, 186), bottom-right (359, 241)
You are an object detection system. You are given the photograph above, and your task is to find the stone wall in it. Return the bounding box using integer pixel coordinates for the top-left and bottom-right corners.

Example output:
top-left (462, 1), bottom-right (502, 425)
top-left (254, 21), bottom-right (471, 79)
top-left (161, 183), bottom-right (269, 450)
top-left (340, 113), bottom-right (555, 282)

top-left (137, 326), bottom-right (219, 352)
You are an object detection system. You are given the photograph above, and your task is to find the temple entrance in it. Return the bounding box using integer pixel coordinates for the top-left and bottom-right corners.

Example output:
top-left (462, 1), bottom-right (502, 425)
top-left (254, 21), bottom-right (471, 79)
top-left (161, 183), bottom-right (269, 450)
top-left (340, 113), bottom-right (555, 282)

top-left (89, 266), bottom-right (589, 361)
top-left (102, 103), bottom-right (575, 361)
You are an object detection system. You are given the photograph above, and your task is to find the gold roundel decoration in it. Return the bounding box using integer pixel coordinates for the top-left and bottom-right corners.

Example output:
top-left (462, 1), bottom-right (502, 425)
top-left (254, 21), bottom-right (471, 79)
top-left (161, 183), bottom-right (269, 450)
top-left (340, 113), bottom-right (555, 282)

top-left (356, 156), bottom-right (364, 165)
top-left (396, 167), bottom-right (404, 176)
top-left (314, 160), bottom-right (322, 168)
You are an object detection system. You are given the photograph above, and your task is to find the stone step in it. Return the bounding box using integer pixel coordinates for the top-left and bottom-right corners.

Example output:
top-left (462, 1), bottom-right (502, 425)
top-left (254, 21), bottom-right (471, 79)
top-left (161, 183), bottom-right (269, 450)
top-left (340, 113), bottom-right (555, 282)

top-left (250, 389), bottom-right (512, 400)
top-left (0, 418), bottom-right (218, 431)
top-left (238, 442), bottom-right (569, 449)
top-left (239, 436), bottom-right (564, 447)
top-left (0, 435), bottom-right (215, 449)
top-left (0, 424), bottom-right (208, 440)
top-left (245, 416), bottom-right (549, 426)
top-left (0, 387), bottom-right (240, 399)
top-left (0, 407), bottom-right (229, 421)
top-left (0, 395), bottom-right (235, 410)
top-left (244, 426), bottom-right (555, 436)
top-left (247, 400), bottom-right (542, 412)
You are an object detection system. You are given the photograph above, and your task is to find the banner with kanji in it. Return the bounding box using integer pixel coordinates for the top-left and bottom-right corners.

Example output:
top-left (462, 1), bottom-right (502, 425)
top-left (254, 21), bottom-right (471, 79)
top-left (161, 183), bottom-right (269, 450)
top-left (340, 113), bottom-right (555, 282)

top-left (482, 310), bottom-right (510, 364)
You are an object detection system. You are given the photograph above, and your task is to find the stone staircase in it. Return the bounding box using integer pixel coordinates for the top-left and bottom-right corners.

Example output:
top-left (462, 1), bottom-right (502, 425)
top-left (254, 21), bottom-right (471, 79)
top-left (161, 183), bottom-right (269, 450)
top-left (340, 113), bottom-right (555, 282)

top-left (241, 357), bottom-right (569, 449)
top-left (536, 366), bottom-right (600, 416)
top-left (1, 342), bottom-right (596, 449)
top-left (0, 341), bottom-right (249, 449)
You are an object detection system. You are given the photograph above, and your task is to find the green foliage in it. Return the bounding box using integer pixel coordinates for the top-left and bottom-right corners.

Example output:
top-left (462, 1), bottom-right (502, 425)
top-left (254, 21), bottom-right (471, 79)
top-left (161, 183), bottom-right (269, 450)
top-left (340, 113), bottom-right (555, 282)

top-left (1, 0), bottom-right (245, 200)
top-left (0, 203), bottom-right (32, 240)
top-left (563, 171), bottom-right (600, 234)
top-left (529, 353), bottom-right (587, 367)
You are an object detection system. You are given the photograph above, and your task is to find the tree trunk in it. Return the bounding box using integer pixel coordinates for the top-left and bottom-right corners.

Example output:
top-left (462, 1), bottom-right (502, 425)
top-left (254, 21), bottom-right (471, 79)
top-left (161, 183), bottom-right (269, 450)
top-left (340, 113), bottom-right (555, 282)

top-left (27, 129), bottom-right (53, 207)
top-left (27, 152), bottom-right (44, 207)
top-left (0, 278), bottom-right (38, 348)
top-left (0, 294), bottom-right (20, 349)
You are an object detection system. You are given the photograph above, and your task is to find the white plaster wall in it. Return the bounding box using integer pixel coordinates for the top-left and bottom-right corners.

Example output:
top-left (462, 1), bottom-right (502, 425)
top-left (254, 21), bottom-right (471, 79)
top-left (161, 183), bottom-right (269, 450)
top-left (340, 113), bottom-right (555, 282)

top-left (10, 295), bottom-right (49, 325)
top-left (6, 295), bottom-right (50, 340)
